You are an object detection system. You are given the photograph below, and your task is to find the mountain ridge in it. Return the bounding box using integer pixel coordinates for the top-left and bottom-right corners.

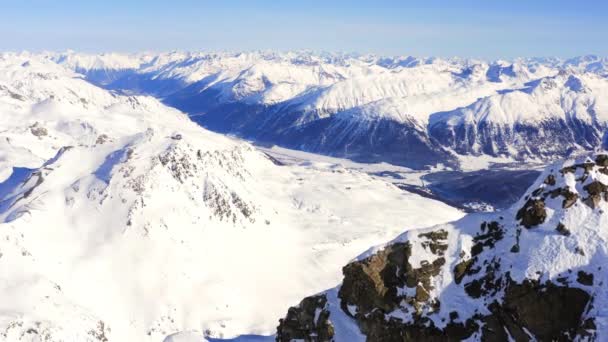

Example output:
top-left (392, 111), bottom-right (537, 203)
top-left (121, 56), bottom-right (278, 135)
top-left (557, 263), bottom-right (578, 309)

top-left (43, 51), bottom-right (608, 170)
top-left (276, 152), bottom-right (608, 341)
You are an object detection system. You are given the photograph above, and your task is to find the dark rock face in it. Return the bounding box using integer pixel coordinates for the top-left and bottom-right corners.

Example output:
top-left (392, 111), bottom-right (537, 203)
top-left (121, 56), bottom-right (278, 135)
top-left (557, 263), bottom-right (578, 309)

top-left (583, 180), bottom-right (608, 209)
top-left (471, 221), bottom-right (504, 257)
top-left (275, 154), bottom-right (608, 342)
top-left (429, 117), bottom-right (604, 161)
top-left (516, 199), bottom-right (546, 228)
top-left (484, 280), bottom-right (591, 341)
top-left (30, 122), bottom-right (48, 137)
top-left (326, 220), bottom-right (592, 342)
top-left (336, 228), bottom-right (483, 341)
top-left (556, 222), bottom-right (571, 236)
top-left (356, 314), bottom-right (478, 342)
top-left (339, 230), bottom-right (448, 318)
top-left (548, 186), bottom-right (579, 208)
top-left (554, 161), bottom-right (608, 209)
top-left (95, 134), bottom-right (110, 145)
top-left (577, 271), bottom-right (594, 286)
top-left (595, 154), bottom-right (608, 167)
top-left (276, 295), bottom-right (334, 342)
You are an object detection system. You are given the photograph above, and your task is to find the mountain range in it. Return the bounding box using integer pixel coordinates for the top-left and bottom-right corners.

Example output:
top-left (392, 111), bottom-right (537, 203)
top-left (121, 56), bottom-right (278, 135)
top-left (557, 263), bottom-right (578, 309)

top-left (45, 51), bottom-right (608, 170)
top-left (2, 51), bottom-right (608, 341)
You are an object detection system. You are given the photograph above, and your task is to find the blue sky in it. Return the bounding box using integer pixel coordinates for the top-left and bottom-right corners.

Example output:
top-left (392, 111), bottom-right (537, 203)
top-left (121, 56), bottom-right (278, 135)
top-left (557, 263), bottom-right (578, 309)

top-left (1, 0), bottom-right (606, 58)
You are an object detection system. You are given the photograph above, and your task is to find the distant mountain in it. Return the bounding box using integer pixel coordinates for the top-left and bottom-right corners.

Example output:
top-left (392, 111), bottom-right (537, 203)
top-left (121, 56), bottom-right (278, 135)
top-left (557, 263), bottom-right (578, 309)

top-left (0, 53), bottom-right (463, 341)
top-left (276, 153), bottom-right (608, 341)
top-left (48, 51), bottom-right (608, 170)
top-left (429, 72), bottom-right (608, 159)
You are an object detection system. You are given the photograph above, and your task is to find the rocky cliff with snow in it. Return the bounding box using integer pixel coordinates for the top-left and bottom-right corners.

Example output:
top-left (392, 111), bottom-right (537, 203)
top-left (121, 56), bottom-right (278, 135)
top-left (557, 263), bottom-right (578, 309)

top-left (276, 152), bottom-right (608, 341)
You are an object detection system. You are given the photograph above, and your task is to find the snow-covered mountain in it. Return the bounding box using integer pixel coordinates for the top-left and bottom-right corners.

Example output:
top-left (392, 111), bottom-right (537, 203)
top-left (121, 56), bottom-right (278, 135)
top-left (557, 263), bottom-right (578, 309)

top-left (46, 51), bottom-right (608, 170)
top-left (0, 53), bottom-right (465, 341)
top-left (429, 72), bottom-right (608, 158)
top-left (276, 152), bottom-right (608, 341)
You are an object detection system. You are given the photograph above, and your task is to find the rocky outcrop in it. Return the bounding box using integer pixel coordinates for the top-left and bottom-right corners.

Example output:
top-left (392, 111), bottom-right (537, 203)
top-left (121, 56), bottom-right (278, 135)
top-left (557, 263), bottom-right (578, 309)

top-left (516, 199), bottom-right (546, 228)
top-left (276, 295), bottom-right (334, 342)
top-left (329, 220), bottom-right (592, 341)
top-left (276, 153), bottom-right (608, 341)
top-left (30, 122), bottom-right (48, 137)
top-left (583, 180), bottom-right (607, 209)
top-left (482, 280), bottom-right (591, 341)
top-left (95, 134), bottom-right (110, 145)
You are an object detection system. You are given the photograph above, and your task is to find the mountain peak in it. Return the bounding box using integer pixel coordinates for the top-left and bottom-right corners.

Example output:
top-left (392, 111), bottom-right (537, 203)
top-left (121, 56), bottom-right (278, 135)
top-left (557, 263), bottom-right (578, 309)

top-left (277, 152), bottom-right (608, 341)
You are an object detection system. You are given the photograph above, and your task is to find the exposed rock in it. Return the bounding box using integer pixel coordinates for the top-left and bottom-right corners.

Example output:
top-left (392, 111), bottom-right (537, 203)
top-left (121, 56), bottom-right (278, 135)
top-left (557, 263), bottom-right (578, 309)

top-left (276, 154), bottom-right (607, 341)
top-left (29, 122), bottom-right (48, 137)
top-left (230, 191), bottom-right (254, 220)
top-left (463, 258), bottom-right (502, 299)
top-left (498, 279), bottom-right (590, 340)
top-left (356, 312), bottom-right (479, 342)
top-left (7, 90), bottom-right (26, 101)
top-left (339, 232), bottom-right (447, 318)
top-left (471, 221), bottom-right (504, 256)
top-left (581, 161), bottom-right (596, 173)
top-left (583, 180), bottom-right (608, 209)
top-left (510, 227), bottom-right (522, 253)
top-left (577, 271), bottom-right (594, 286)
top-left (158, 146), bottom-right (196, 183)
top-left (556, 222), bottom-right (571, 236)
top-left (419, 229), bottom-right (448, 255)
top-left (516, 199), bottom-right (546, 228)
top-left (453, 258), bottom-right (475, 284)
top-left (333, 268), bottom-right (590, 342)
top-left (596, 154), bottom-right (608, 167)
top-left (87, 321), bottom-right (110, 342)
top-left (547, 186), bottom-right (579, 208)
top-left (561, 162), bottom-right (596, 175)
top-left (464, 279), bottom-right (593, 341)
top-left (339, 242), bottom-right (410, 314)
top-left (276, 294), bottom-right (334, 342)
top-left (203, 182), bottom-right (256, 224)
top-left (95, 134), bottom-right (109, 145)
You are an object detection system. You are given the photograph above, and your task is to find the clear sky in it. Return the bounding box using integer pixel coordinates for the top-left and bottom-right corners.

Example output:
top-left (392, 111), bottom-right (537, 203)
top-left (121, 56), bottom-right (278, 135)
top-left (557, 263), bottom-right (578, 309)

top-left (1, 0), bottom-right (606, 59)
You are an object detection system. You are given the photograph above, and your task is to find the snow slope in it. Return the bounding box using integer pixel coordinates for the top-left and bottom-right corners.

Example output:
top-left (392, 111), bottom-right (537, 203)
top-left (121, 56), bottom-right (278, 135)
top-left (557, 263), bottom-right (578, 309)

top-left (0, 53), bottom-right (464, 341)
